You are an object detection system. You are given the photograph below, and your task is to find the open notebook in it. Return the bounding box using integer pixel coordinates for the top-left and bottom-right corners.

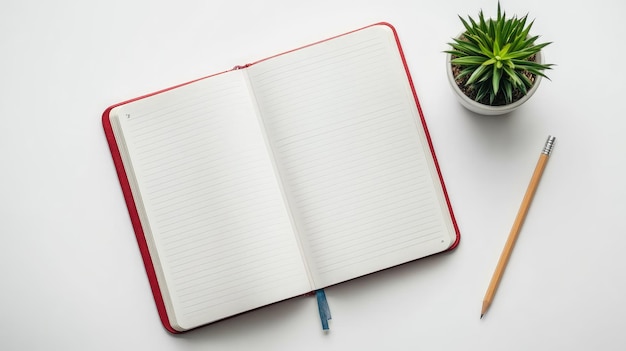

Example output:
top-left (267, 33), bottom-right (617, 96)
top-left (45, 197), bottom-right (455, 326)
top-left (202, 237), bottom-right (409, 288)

top-left (103, 23), bottom-right (460, 332)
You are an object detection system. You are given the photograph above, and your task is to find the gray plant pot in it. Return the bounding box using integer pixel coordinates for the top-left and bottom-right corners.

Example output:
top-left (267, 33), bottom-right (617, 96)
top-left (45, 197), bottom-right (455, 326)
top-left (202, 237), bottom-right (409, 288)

top-left (446, 50), bottom-right (544, 116)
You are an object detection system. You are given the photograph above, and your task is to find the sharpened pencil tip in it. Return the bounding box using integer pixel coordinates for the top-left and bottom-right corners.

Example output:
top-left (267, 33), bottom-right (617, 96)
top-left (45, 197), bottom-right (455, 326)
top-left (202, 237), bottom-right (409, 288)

top-left (480, 314), bottom-right (484, 319)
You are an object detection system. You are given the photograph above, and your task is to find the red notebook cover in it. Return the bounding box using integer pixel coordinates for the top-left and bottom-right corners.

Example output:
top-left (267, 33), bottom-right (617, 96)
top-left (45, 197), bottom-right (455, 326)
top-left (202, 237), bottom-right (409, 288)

top-left (102, 22), bottom-right (460, 333)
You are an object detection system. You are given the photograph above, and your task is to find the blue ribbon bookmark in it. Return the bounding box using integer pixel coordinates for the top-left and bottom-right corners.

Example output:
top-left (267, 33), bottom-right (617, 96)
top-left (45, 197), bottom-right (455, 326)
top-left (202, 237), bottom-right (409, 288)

top-left (315, 289), bottom-right (331, 331)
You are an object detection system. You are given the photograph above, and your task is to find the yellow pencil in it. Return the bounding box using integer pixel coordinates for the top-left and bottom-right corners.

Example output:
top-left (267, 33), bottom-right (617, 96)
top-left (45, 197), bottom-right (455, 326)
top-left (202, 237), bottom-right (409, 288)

top-left (481, 135), bottom-right (556, 318)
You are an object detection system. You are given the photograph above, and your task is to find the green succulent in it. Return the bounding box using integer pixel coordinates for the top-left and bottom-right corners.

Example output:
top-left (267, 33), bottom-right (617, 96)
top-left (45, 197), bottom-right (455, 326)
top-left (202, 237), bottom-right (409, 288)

top-left (446, 3), bottom-right (553, 105)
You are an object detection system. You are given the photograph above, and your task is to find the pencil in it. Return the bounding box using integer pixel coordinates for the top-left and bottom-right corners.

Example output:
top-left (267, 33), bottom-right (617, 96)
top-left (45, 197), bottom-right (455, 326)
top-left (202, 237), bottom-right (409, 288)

top-left (481, 135), bottom-right (556, 319)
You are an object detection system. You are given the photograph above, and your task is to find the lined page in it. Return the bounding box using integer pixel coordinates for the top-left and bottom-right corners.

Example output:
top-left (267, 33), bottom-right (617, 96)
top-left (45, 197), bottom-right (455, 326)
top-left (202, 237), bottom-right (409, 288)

top-left (247, 25), bottom-right (456, 288)
top-left (110, 71), bottom-right (310, 331)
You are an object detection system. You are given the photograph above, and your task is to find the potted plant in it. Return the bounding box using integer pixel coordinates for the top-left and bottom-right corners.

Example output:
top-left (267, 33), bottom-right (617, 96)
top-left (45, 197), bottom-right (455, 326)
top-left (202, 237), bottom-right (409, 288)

top-left (445, 3), bottom-right (553, 115)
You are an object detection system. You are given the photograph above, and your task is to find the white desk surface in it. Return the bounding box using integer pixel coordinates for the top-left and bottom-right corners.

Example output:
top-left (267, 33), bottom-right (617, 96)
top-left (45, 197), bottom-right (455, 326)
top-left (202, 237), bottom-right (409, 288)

top-left (2, 0), bottom-right (625, 350)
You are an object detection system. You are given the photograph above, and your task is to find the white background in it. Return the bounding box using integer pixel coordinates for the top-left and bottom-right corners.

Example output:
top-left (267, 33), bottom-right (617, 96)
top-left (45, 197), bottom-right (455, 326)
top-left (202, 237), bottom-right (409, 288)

top-left (2, 0), bottom-right (625, 350)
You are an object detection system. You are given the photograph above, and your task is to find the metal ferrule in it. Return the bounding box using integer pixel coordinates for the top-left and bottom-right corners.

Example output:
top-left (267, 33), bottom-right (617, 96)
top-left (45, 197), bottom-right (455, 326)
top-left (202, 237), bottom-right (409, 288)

top-left (542, 135), bottom-right (556, 155)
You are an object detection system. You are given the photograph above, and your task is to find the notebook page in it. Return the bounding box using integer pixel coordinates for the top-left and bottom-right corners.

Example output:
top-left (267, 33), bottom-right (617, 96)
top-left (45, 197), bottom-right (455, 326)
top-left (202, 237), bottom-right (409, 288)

top-left (110, 71), bottom-right (310, 330)
top-left (247, 25), bottom-right (456, 288)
